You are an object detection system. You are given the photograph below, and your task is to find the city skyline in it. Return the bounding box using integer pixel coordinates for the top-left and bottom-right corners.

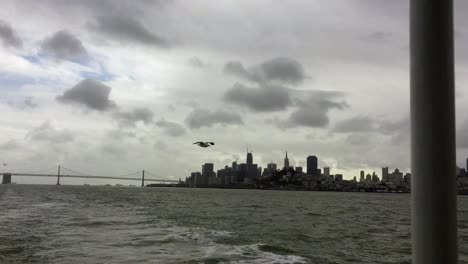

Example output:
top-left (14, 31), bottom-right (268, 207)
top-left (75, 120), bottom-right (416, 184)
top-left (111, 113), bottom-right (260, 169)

top-left (1, 1), bottom-right (468, 185)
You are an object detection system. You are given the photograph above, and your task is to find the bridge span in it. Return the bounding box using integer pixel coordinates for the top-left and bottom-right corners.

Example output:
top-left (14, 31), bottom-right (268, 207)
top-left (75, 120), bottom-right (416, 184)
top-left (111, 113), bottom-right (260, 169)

top-left (1, 166), bottom-right (179, 186)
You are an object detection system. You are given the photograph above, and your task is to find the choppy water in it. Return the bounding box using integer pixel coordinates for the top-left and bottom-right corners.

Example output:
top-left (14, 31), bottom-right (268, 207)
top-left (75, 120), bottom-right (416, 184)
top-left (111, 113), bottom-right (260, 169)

top-left (1, 185), bottom-right (468, 264)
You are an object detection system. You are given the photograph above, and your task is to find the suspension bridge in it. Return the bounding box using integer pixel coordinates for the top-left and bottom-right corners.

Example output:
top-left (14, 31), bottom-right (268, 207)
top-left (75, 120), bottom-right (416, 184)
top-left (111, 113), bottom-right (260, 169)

top-left (0, 165), bottom-right (179, 186)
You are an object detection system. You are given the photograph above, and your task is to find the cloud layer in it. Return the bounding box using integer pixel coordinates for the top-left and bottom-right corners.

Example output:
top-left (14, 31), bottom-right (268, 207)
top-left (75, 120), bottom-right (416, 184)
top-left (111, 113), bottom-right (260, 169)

top-left (56, 79), bottom-right (116, 111)
top-left (41, 30), bottom-right (88, 60)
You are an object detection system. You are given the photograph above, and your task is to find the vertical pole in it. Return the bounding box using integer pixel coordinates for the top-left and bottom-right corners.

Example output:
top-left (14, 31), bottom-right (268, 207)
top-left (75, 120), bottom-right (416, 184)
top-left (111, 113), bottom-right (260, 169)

top-left (56, 165), bottom-right (61, 185)
top-left (141, 170), bottom-right (145, 187)
top-left (411, 0), bottom-right (457, 263)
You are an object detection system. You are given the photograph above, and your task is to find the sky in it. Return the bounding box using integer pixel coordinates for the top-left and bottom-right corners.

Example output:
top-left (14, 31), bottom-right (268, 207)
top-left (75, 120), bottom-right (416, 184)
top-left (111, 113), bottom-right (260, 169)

top-left (1, 0), bottom-right (468, 185)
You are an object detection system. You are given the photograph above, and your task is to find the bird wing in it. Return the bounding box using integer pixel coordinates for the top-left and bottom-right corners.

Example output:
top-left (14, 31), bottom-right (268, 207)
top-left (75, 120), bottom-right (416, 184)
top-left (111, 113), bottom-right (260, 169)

top-left (209, 142), bottom-right (215, 145)
top-left (193, 142), bottom-right (201, 144)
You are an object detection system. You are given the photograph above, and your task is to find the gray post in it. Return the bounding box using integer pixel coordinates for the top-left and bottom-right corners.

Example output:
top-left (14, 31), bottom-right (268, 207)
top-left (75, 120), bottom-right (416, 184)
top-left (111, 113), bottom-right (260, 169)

top-left (56, 165), bottom-right (61, 185)
top-left (411, 0), bottom-right (457, 263)
top-left (141, 170), bottom-right (145, 187)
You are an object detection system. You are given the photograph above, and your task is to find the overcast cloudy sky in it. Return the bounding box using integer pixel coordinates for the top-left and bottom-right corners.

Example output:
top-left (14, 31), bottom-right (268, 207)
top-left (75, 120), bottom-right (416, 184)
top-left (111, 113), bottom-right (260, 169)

top-left (1, 0), bottom-right (468, 184)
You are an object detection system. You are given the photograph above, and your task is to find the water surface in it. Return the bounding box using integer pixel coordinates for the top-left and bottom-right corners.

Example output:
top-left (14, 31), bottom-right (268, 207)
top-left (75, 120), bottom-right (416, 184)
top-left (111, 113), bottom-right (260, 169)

top-left (1, 185), bottom-right (468, 263)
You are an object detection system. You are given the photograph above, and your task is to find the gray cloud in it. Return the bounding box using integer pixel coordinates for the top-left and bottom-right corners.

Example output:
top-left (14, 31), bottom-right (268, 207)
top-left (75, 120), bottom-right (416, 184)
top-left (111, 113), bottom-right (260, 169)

top-left (91, 15), bottom-right (168, 47)
top-left (0, 139), bottom-right (21, 150)
top-left (26, 120), bottom-right (74, 143)
top-left (224, 83), bottom-right (292, 112)
top-left (334, 116), bottom-right (376, 132)
top-left (188, 57), bottom-right (205, 68)
top-left (0, 20), bottom-right (22, 48)
top-left (56, 79), bottom-right (116, 111)
top-left (366, 31), bottom-right (392, 42)
top-left (114, 107), bottom-right (154, 127)
top-left (185, 108), bottom-right (243, 129)
top-left (457, 120), bottom-right (468, 148)
top-left (155, 118), bottom-right (186, 137)
top-left (224, 57), bottom-right (306, 85)
top-left (278, 97), bottom-right (348, 128)
top-left (41, 30), bottom-right (88, 60)
top-left (8, 96), bottom-right (38, 110)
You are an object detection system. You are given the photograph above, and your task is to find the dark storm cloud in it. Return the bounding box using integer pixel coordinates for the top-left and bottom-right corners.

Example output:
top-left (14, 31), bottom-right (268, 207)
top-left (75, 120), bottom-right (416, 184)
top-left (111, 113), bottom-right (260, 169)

top-left (114, 107), bottom-right (154, 127)
top-left (188, 57), bottom-right (205, 68)
top-left (41, 30), bottom-right (88, 60)
top-left (223, 57), bottom-right (306, 85)
top-left (185, 109), bottom-right (243, 129)
top-left (56, 79), bottom-right (116, 111)
top-left (91, 15), bottom-right (168, 47)
top-left (155, 118), bottom-right (186, 137)
top-left (0, 20), bottom-right (22, 48)
top-left (26, 120), bottom-right (74, 143)
top-left (223, 83), bottom-right (292, 112)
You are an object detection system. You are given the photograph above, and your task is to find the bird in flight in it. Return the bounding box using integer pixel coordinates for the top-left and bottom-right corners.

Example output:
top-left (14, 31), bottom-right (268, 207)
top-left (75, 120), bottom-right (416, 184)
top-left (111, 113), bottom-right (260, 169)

top-left (193, 142), bottom-right (215, 148)
top-left (3, 163), bottom-right (7, 166)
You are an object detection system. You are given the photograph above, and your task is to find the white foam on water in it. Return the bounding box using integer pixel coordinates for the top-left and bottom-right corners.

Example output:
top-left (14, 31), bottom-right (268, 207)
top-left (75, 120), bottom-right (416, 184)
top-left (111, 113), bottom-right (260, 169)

top-left (149, 222), bottom-right (308, 263)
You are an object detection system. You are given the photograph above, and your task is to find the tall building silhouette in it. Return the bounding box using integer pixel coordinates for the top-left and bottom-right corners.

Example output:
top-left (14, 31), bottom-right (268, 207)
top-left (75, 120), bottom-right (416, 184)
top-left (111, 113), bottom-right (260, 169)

top-left (202, 163), bottom-right (214, 185)
top-left (382, 167), bottom-right (389, 182)
top-left (360, 170), bottom-right (365, 182)
top-left (247, 151), bottom-right (253, 166)
top-left (307, 155), bottom-right (318, 176)
top-left (284, 151), bottom-right (289, 169)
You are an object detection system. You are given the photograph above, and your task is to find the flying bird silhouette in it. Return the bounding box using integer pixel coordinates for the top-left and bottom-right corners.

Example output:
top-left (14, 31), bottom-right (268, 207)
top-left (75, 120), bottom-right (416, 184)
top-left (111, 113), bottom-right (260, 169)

top-left (3, 163), bottom-right (7, 166)
top-left (193, 142), bottom-right (215, 148)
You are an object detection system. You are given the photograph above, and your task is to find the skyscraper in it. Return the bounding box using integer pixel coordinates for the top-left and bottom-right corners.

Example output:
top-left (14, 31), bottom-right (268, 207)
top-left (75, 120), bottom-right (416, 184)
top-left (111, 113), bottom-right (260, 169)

top-left (360, 170), bottom-right (365, 182)
top-left (202, 163), bottom-right (214, 185)
top-left (382, 167), bottom-right (389, 183)
top-left (246, 151), bottom-right (253, 166)
top-left (306, 155), bottom-right (318, 176)
top-left (323, 167), bottom-right (330, 177)
top-left (284, 151), bottom-right (289, 169)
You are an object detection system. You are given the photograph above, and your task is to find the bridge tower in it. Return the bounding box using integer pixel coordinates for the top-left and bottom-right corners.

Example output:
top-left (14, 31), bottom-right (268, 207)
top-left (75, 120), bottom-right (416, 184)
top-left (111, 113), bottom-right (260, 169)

top-left (141, 170), bottom-right (145, 187)
top-left (56, 165), bottom-right (61, 185)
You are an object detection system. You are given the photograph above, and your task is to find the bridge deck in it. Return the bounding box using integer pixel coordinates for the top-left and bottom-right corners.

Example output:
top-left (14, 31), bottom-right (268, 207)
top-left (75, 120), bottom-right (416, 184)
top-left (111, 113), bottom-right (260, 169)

top-left (2, 173), bottom-right (178, 182)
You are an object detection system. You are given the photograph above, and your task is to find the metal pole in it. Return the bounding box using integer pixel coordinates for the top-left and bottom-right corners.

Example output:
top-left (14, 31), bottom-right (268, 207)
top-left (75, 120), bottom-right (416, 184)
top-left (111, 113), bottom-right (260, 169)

top-left (56, 165), bottom-right (61, 185)
top-left (411, 0), bottom-right (457, 263)
top-left (141, 170), bottom-right (145, 187)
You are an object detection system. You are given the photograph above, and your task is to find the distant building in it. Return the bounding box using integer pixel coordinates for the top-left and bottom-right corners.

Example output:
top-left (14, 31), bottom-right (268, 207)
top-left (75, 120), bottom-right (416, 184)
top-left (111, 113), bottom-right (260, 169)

top-left (307, 155), bottom-right (318, 176)
top-left (2, 173), bottom-right (11, 184)
top-left (372, 172), bottom-right (380, 182)
top-left (382, 167), bottom-right (389, 183)
top-left (388, 168), bottom-right (404, 186)
top-left (192, 172), bottom-right (202, 186)
top-left (335, 174), bottom-right (343, 181)
top-left (202, 163), bottom-right (214, 185)
top-left (366, 174), bottom-right (372, 182)
top-left (295, 167), bottom-right (303, 173)
top-left (323, 167), bottom-right (330, 178)
top-left (284, 151), bottom-right (290, 169)
top-left (360, 171), bottom-right (365, 182)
